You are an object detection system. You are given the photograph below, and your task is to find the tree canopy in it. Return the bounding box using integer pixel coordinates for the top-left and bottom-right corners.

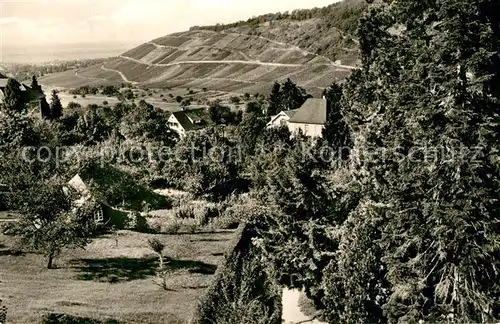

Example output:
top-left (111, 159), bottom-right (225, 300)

top-left (2, 78), bottom-right (26, 114)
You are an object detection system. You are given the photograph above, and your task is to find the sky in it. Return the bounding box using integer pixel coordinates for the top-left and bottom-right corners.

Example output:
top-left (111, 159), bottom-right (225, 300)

top-left (0, 0), bottom-right (339, 47)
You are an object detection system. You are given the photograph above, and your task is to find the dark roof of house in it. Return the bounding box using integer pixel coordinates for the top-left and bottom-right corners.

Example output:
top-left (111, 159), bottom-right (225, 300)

top-left (0, 76), bottom-right (44, 102)
top-left (288, 98), bottom-right (327, 125)
top-left (172, 108), bottom-right (211, 131)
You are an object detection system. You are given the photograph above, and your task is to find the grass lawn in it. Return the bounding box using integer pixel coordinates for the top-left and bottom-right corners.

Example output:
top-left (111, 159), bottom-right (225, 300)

top-left (0, 229), bottom-right (236, 324)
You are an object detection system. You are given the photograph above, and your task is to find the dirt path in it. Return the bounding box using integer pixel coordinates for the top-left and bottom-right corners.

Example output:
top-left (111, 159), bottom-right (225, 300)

top-left (282, 288), bottom-right (326, 324)
top-left (119, 54), bottom-right (316, 68)
top-left (100, 65), bottom-right (139, 85)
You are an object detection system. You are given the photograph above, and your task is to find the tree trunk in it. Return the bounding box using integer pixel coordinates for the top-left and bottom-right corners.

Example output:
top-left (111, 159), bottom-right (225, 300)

top-left (158, 254), bottom-right (164, 270)
top-left (47, 251), bottom-right (55, 269)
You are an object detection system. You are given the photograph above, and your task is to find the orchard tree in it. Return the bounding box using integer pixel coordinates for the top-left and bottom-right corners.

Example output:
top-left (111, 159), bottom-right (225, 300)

top-left (7, 176), bottom-right (98, 269)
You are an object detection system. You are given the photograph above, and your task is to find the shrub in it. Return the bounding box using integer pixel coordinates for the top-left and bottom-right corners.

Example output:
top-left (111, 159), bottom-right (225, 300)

top-left (196, 203), bottom-right (223, 226)
top-left (162, 219), bottom-right (182, 234)
top-left (102, 100), bottom-right (108, 106)
top-left (134, 212), bottom-right (151, 233)
top-left (174, 205), bottom-right (196, 219)
top-left (67, 102), bottom-right (81, 109)
top-left (192, 224), bottom-right (281, 324)
top-left (42, 313), bottom-right (120, 324)
top-left (0, 299), bottom-right (6, 324)
top-left (183, 218), bottom-right (201, 234)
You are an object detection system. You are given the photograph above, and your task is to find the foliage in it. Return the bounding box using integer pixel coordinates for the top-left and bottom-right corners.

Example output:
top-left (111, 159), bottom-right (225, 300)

top-left (0, 299), bottom-right (6, 324)
top-left (245, 100), bottom-right (265, 115)
top-left (39, 97), bottom-right (51, 119)
top-left (321, 83), bottom-right (352, 155)
top-left (147, 237), bottom-right (166, 269)
top-left (208, 101), bottom-right (240, 125)
top-left (164, 130), bottom-right (247, 201)
top-left (119, 100), bottom-right (178, 146)
top-left (6, 176), bottom-right (98, 269)
top-left (192, 224), bottom-right (282, 324)
top-left (31, 75), bottom-right (42, 92)
top-left (78, 161), bottom-right (172, 211)
top-left (267, 79), bottom-right (311, 116)
top-left (235, 112), bottom-right (267, 156)
top-left (42, 313), bottom-right (120, 324)
top-left (49, 90), bottom-right (63, 120)
top-left (1, 78), bottom-right (26, 114)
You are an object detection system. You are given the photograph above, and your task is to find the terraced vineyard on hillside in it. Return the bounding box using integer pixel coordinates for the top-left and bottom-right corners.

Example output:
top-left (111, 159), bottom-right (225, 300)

top-left (40, 0), bottom-right (365, 96)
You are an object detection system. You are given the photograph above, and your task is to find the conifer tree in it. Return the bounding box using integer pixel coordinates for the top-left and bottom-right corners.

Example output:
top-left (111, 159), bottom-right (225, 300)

top-left (267, 82), bottom-right (281, 116)
top-left (39, 97), bottom-right (50, 119)
top-left (49, 90), bottom-right (63, 120)
top-left (31, 75), bottom-right (42, 92)
top-left (280, 78), bottom-right (311, 111)
top-left (321, 83), bottom-right (351, 155)
top-left (322, 0), bottom-right (500, 322)
top-left (2, 78), bottom-right (25, 114)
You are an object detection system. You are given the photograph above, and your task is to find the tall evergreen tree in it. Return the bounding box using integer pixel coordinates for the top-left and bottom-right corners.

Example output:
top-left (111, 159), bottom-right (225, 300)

top-left (39, 97), bottom-right (50, 119)
top-left (267, 82), bottom-right (281, 116)
top-left (31, 75), bottom-right (42, 92)
top-left (321, 83), bottom-right (352, 155)
top-left (322, 0), bottom-right (500, 322)
top-left (280, 78), bottom-right (311, 111)
top-left (2, 78), bottom-right (25, 114)
top-left (49, 90), bottom-right (63, 120)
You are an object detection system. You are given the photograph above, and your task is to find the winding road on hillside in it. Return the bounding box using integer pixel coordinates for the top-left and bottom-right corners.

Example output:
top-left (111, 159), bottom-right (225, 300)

top-left (100, 65), bottom-right (139, 85)
top-left (101, 30), bottom-right (356, 86)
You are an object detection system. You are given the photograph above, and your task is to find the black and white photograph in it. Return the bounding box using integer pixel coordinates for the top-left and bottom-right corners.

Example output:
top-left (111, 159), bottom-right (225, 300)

top-left (0, 0), bottom-right (499, 323)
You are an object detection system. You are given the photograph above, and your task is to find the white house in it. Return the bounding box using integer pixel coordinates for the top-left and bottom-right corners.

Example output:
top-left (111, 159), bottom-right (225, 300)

top-left (168, 108), bottom-right (211, 137)
top-left (267, 109), bottom-right (298, 128)
top-left (287, 98), bottom-right (327, 138)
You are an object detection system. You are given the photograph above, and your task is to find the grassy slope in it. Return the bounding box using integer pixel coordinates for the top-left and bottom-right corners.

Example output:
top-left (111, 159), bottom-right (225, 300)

top-left (0, 230), bottom-right (236, 324)
top-left (39, 0), bottom-right (366, 96)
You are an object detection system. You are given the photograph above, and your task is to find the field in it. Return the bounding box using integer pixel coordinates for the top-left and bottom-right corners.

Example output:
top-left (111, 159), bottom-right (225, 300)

top-left (39, 22), bottom-right (357, 99)
top-left (0, 229), bottom-right (236, 323)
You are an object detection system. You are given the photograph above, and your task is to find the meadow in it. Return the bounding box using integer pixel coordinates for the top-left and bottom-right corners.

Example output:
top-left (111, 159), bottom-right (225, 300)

top-left (0, 229), bottom-right (236, 323)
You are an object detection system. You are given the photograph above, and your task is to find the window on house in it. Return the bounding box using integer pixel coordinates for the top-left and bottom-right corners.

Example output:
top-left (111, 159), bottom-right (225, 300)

top-left (280, 119), bottom-right (287, 126)
top-left (94, 208), bottom-right (104, 223)
top-left (303, 124), bottom-right (309, 134)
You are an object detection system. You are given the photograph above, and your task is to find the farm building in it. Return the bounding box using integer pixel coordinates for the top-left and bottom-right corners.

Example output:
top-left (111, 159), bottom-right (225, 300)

top-left (168, 108), bottom-right (211, 137)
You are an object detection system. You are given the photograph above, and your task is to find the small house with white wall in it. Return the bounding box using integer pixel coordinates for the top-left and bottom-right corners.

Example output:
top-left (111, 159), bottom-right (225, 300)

top-left (168, 108), bottom-right (211, 137)
top-left (66, 174), bottom-right (131, 228)
top-left (287, 98), bottom-right (327, 138)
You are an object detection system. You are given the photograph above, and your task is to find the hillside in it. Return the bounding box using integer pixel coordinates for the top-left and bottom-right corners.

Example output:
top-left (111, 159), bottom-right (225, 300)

top-left (40, 0), bottom-right (366, 96)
